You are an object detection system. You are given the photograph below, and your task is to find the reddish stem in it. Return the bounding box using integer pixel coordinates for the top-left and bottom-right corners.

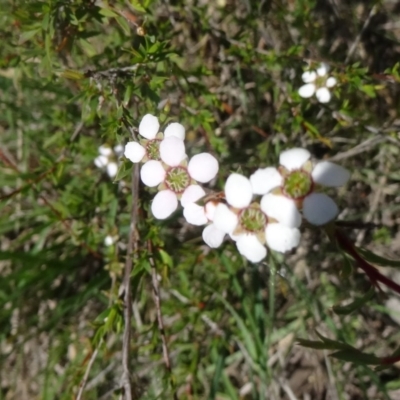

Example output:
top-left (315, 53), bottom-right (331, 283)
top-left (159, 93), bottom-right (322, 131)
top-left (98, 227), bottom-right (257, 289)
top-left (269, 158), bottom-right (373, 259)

top-left (335, 229), bottom-right (400, 296)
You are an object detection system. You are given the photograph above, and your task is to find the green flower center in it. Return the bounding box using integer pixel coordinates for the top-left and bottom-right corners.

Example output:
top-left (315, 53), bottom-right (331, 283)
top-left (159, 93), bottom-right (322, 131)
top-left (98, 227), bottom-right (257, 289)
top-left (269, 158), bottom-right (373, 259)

top-left (283, 170), bottom-right (313, 199)
top-left (239, 207), bottom-right (267, 233)
top-left (165, 166), bottom-right (190, 193)
top-left (146, 139), bottom-right (161, 160)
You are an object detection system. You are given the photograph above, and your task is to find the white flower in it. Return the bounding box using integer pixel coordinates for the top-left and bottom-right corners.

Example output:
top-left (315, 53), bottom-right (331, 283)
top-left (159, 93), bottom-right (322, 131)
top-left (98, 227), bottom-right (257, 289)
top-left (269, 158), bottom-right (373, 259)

top-left (94, 145), bottom-right (121, 178)
top-left (213, 173), bottom-right (301, 263)
top-left (104, 235), bottom-right (117, 246)
top-left (124, 114), bottom-right (186, 164)
top-left (251, 148), bottom-right (350, 226)
top-left (298, 63), bottom-right (337, 103)
top-left (143, 138), bottom-right (219, 219)
top-left (184, 200), bottom-right (226, 248)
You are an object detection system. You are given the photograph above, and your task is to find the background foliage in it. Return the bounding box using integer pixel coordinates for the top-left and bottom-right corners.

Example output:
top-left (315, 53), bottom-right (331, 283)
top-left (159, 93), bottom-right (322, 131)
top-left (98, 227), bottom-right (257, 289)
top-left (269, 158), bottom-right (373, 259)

top-left (1, 0), bottom-right (400, 399)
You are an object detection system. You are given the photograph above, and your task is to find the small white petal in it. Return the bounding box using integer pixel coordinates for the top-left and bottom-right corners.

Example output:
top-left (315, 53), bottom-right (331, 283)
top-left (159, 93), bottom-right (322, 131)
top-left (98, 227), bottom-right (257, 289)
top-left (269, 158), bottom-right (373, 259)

top-left (261, 193), bottom-right (301, 228)
top-left (124, 141), bottom-right (146, 163)
top-left (316, 87), bottom-right (331, 103)
top-left (151, 190), bottom-right (178, 219)
top-left (265, 223), bottom-right (300, 253)
top-left (181, 185), bottom-right (206, 207)
top-left (225, 173), bottom-right (253, 208)
top-left (213, 203), bottom-right (238, 234)
top-left (188, 153), bottom-right (219, 183)
top-left (139, 114), bottom-right (160, 139)
top-left (202, 224), bottom-right (225, 248)
top-left (236, 235), bottom-right (267, 263)
top-left (298, 83), bottom-right (316, 98)
top-left (164, 122), bottom-right (186, 140)
top-left (107, 162), bottom-right (118, 178)
top-left (140, 160), bottom-right (166, 187)
top-left (317, 62), bottom-right (329, 77)
top-left (183, 203), bottom-right (208, 226)
top-left (114, 144), bottom-right (124, 155)
top-left (205, 201), bottom-right (217, 221)
top-left (312, 161), bottom-right (350, 187)
top-left (160, 137), bottom-right (186, 166)
top-left (301, 71), bottom-right (317, 83)
top-left (279, 148), bottom-right (311, 171)
top-left (250, 167), bottom-right (283, 195)
top-left (326, 76), bottom-right (337, 88)
top-left (94, 155), bottom-right (108, 168)
top-left (104, 235), bottom-right (115, 246)
top-left (98, 145), bottom-right (112, 156)
top-left (303, 193), bottom-right (338, 225)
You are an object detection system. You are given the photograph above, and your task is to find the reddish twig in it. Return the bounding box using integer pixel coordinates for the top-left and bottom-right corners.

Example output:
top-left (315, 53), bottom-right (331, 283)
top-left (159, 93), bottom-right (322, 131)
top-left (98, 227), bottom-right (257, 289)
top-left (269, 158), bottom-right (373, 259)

top-left (335, 229), bottom-right (400, 296)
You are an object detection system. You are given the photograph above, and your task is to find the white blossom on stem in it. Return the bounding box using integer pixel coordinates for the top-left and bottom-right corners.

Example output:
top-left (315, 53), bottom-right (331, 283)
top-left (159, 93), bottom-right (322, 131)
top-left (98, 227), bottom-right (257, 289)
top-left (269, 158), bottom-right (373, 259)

top-left (213, 173), bottom-right (301, 263)
top-left (94, 144), bottom-right (122, 178)
top-left (250, 148), bottom-right (350, 226)
top-left (184, 199), bottom-right (226, 248)
top-left (298, 63), bottom-right (337, 103)
top-left (141, 137), bottom-right (219, 219)
top-left (124, 114), bottom-right (185, 164)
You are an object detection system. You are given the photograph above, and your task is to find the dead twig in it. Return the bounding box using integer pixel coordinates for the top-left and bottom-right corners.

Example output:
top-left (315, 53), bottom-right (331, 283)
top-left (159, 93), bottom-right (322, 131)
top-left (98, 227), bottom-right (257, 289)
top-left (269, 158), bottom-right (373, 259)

top-left (120, 164), bottom-right (140, 400)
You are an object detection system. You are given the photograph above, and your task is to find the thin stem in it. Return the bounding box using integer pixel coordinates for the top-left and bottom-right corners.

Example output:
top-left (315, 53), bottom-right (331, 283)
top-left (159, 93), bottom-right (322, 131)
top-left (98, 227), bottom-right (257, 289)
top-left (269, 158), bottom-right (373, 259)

top-left (148, 240), bottom-right (178, 400)
top-left (120, 165), bottom-right (140, 400)
top-left (76, 344), bottom-right (101, 400)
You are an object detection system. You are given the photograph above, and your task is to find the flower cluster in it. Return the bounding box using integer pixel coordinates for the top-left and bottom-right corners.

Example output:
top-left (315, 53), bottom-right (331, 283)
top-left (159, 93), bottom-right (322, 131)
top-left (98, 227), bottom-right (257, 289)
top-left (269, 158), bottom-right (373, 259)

top-left (94, 144), bottom-right (124, 178)
top-left (124, 114), bottom-right (219, 220)
top-left (124, 116), bottom-right (350, 263)
top-left (298, 63), bottom-right (337, 103)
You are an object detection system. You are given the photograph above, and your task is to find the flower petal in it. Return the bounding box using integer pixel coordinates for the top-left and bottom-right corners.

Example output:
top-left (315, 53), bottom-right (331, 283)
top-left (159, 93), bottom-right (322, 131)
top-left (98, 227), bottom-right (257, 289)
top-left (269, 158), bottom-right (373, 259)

top-left (317, 62), bottom-right (329, 77)
top-left (139, 114), bottom-right (160, 139)
top-left (94, 155), bottom-right (108, 168)
top-left (183, 203), bottom-right (208, 226)
top-left (202, 224), bottom-right (225, 248)
top-left (159, 137), bottom-right (186, 166)
top-left (298, 83), bottom-right (316, 98)
top-left (98, 145), bottom-right (113, 156)
top-left (261, 193), bottom-right (301, 228)
top-left (188, 153), bottom-right (219, 183)
top-left (316, 87), bottom-right (331, 103)
top-left (164, 122), bottom-right (186, 140)
top-left (301, 71), bottom-right (317, 83)
top-left (250, 167), bottom-right (283, 195)
top-left (326, 76), bottom-right (337, 88)
top-left (205, 201), bottom-right (217, 221)
top-left (236, 235), bottom-right (267, 263)
top-left (225, 173), bottom-right (253, 208)
top-left (106, 162), bottom-right (118, 178)
top-left (265, 223), bottom-right (300, 253)
top-left (213, 203), bottom-right (238, 234)
top-left (303, 193), bottom-right (338, 225)
top-left (279, 148), bottom-right (311, 171)
top-left (180, 184), bottom-right (206, 207)
top-left (104, 235), bottom-right (116, 246)
top-left (124, 141), bottom-right (146, 163)
top-left (312, 161), bottom-right (350, 187)
top-left (151, 190), bottom-right (178, 219)
top-left (140, 160), bottom-right (166, 187)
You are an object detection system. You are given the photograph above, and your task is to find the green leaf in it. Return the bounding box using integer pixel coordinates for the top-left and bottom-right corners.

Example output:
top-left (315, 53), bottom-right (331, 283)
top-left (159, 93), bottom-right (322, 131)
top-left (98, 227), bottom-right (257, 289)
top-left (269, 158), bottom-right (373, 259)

top-left (115, 15), bottom-right (131, 36)
top-left (113, 159), bottom-right (133, 182)
top-left (357, 247), bottom-right (400, 268)
top-left (60, 69), bottom-right (85, 80)
top-left (158, 249), bottom-right (173, 268)
top-left (331, 349), bottom-right (380, 365)
top-left (332, 287), bottom-right (375, 315)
